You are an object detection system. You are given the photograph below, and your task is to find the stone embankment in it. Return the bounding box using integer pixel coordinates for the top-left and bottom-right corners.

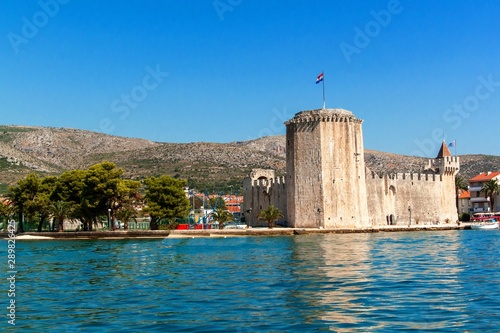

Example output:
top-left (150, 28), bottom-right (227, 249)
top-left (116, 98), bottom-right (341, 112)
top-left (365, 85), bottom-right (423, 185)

top-left (2, 224), bottom-right (471, 240)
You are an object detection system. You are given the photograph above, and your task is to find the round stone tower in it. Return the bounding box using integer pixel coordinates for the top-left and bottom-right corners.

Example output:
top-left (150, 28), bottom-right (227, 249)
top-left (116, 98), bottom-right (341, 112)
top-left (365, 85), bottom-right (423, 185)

top-left (285, 108), bottom-right (370, 228)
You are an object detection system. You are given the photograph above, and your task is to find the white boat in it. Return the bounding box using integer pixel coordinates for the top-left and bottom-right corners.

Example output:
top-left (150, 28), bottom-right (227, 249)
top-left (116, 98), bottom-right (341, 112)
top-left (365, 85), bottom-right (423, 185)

top-left (470, 219), bottom-right (499, 230)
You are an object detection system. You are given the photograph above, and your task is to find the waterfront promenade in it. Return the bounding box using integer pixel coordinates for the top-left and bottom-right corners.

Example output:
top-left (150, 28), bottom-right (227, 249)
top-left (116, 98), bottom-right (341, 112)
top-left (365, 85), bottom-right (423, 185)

top-left (5, 223), bottom-right (471, 240)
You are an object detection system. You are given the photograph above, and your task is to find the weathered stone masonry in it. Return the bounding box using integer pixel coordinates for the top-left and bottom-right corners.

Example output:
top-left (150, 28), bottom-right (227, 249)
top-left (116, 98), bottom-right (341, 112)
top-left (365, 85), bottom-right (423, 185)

top-left (242, 108), bottom-right (459, 228)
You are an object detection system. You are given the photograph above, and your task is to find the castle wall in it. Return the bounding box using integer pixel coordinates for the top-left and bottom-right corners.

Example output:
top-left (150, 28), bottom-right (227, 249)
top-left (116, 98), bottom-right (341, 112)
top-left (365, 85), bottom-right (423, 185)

top-left (366, 158), bottom-right (459, 225)
top-left (242, 109), bottom-right (459, 229)
top-left (242, 169), bottom-right (287, 227)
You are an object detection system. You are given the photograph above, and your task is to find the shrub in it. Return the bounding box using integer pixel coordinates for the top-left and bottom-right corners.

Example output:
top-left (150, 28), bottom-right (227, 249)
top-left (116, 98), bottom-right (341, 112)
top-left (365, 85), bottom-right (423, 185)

top-left (159, 219), bottom-right (179, 230)
top-left (459, 213), bottom-right (470, 222)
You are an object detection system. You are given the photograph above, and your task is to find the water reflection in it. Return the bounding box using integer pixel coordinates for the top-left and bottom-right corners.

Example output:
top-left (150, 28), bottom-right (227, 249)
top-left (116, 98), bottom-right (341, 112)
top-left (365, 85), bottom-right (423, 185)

top-left (6, 230), bottom-right (499, 332)
top-left (290, 234), bottom-right (374, 331)
top-left (290, 231), bottom-right (468, 331)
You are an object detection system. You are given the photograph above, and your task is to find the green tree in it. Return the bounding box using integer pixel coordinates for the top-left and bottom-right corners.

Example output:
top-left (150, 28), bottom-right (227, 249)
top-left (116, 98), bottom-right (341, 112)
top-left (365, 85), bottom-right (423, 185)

top-left (209, 196), bottom-right (227, 210)
top-left (5, 162), bottom-right (143, 233)
top-left (482, 179), bottom-right (500, 212)
top-left (211, 207), bottom-right (234, 229)
top-left (257, 205), bottom-right (284, 229)
top-left (113, 179), bottom-right (141, 230)
top-left (51, 169), bottom-right (88, 230)
top-left (455, 175), bottom-right (469, 214)
top-left (80, 161), bottom-right (124, 230)
top-left (33, 176), bottom-right (58, 232)
top-left (115, 207), bottom-right (136, 230)
top-left (49, 200), bottom-right (71, 232)
top-left (144, 176), bottom-right (190, 230)
top-left (8, 174), bottom-right (66, 232)
top-left (7, 173), bottom-right (42, 233)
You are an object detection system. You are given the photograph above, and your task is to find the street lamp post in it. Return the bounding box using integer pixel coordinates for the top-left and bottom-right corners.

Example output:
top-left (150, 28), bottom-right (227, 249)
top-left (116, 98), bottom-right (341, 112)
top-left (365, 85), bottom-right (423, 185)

top-left (228, 185), bottom-right (233, 222)
top-left (188, 189), bottom-right (196, 226)
top-left (107, 208), bottom-right (112, 231)
top-left (408, 205), bottom-right (411, 227)
top-left (234, 189), bottom-right (239, 223)
top-left (204, 191), bottom-right (210, 230)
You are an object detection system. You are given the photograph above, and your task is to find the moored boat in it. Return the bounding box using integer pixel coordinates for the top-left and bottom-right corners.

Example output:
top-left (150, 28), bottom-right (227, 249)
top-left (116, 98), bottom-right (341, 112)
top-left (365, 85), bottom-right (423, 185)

top-left (470, 219), bottom-right (499, 230)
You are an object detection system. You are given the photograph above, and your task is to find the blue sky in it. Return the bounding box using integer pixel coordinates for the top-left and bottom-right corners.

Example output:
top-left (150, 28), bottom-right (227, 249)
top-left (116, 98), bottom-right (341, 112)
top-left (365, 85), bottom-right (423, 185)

top-left (1, 0), bottom-right (499, 157)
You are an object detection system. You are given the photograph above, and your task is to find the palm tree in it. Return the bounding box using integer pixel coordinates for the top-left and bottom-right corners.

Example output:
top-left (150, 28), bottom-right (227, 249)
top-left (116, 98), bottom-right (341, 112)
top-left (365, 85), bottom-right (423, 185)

top-left (257, 205), bottom-right (284, 229)
top-left (116, 207), bottom-right (136, 230)
top-left (211, 207), bottom-right (234, 229)
top-left (482, 179), bottom-right (500, 212)
top-left (455, 175), bottom-right (468, 213)
top-left (49, 201), bottom-right (71, 232)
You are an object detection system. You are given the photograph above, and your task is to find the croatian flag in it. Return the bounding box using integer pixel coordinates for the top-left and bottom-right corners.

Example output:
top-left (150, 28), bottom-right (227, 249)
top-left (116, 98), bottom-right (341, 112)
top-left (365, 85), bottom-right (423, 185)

top-left (316, 72), bottom-right (324, 84)
top-left (449, 140), bottom-right (456, 147)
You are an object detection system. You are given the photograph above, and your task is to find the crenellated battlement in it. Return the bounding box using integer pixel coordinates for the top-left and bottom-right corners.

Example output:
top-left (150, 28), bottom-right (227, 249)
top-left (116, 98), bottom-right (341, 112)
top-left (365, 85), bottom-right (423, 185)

top-left (253, 178), bottom-right (268, 187)
top-left (368, 170), bottom-right (444, 182)
top-left (250, 176), bottom-right (286, 188)
top-left (426, 154), bottom-right (460, 176)
top-left (270, 176), bottom-right (286, 185)
top-left (284, 108), bottom-right (363, 125)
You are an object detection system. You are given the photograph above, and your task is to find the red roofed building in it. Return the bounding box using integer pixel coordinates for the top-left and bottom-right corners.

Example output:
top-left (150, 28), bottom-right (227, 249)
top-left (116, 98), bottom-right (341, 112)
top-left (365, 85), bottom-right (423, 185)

top-left (457, 190), bottom-right (471, 215)
top-left (469, 172), bottom-right (500, 212)
top-left (225, 195), bottom-right (242, 220)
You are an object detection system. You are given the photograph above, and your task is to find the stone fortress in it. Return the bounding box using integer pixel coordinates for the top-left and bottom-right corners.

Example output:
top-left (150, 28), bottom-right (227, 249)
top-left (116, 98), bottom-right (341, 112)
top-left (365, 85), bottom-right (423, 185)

top-left (242, 108), bottom-right (459, 228)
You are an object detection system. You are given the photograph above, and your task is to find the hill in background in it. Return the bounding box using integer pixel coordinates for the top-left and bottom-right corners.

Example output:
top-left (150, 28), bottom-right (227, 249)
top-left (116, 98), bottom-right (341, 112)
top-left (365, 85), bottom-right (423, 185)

top-left (0, 125), bottom-right (498, 194)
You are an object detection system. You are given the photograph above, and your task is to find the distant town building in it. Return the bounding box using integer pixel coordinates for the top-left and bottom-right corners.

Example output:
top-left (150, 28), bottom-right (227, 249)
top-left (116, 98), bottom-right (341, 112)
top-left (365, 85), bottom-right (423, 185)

top-left (468, 172), bottom-right (500, 213)
top-left (225, 195), bottom-right (242, 221)
top-left (457, 190), bottom-right (471, 215)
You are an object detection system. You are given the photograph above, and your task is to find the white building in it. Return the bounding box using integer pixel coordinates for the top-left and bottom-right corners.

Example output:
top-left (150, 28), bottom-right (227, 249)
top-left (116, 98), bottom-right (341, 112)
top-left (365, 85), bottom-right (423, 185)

top-left (468, 172), bottom-right (500, 213)
top-left (457, 190), bottom-right (471, 215)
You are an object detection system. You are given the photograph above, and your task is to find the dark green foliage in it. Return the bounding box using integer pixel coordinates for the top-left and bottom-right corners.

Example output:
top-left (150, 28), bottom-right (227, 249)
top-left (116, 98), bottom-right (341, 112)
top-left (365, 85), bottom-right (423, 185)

top-left (209, 196), bottom-right (227, 210)
top-left (459, 213), bottom-right (470, 222)
top-left (482, 179), bottom-right (499, 211)
top-left (6, 162), bottom-right (143, 232)
top-left (158, 219), bottom-right (179, 230)
top-left (211, 207), bottom-right (234, 229)
top-left (144, 176), bottom-right (190, 230)
top-left (257, 205), bottom-right (284, 229)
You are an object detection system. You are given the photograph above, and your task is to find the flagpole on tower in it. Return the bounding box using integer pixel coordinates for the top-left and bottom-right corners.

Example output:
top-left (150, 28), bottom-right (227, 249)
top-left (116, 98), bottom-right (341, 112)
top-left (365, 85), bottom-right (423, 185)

top-left (316, 71), bottom-right (325, 109)
top-left (448, 139), bottom-right (457, 156)
top-left (322, 71), bottom-right (326, 110)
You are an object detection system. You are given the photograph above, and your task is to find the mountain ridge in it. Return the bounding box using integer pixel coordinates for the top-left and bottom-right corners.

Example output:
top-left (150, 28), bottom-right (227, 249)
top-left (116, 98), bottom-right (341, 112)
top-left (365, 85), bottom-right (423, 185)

top-left (0, 125), bottom-right (498, 193)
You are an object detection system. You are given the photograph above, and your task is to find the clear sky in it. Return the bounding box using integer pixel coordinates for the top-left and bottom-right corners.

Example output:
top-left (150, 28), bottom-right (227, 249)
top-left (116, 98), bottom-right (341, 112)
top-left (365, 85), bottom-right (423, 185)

top-left (1, 0), bottom-right (499, 157)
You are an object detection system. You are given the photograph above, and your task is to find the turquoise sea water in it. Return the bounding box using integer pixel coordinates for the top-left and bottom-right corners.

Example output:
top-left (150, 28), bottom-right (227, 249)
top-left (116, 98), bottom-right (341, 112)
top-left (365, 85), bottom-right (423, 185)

top-left (2, 230), bottom-right (499, 332)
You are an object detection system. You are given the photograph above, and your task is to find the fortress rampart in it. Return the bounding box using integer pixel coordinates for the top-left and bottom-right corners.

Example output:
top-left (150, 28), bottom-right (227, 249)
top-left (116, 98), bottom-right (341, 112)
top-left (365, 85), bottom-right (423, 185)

top-left (242, 108), bottom-right (459, 228)
top-left (242, 169), bottom-right (287, 227)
